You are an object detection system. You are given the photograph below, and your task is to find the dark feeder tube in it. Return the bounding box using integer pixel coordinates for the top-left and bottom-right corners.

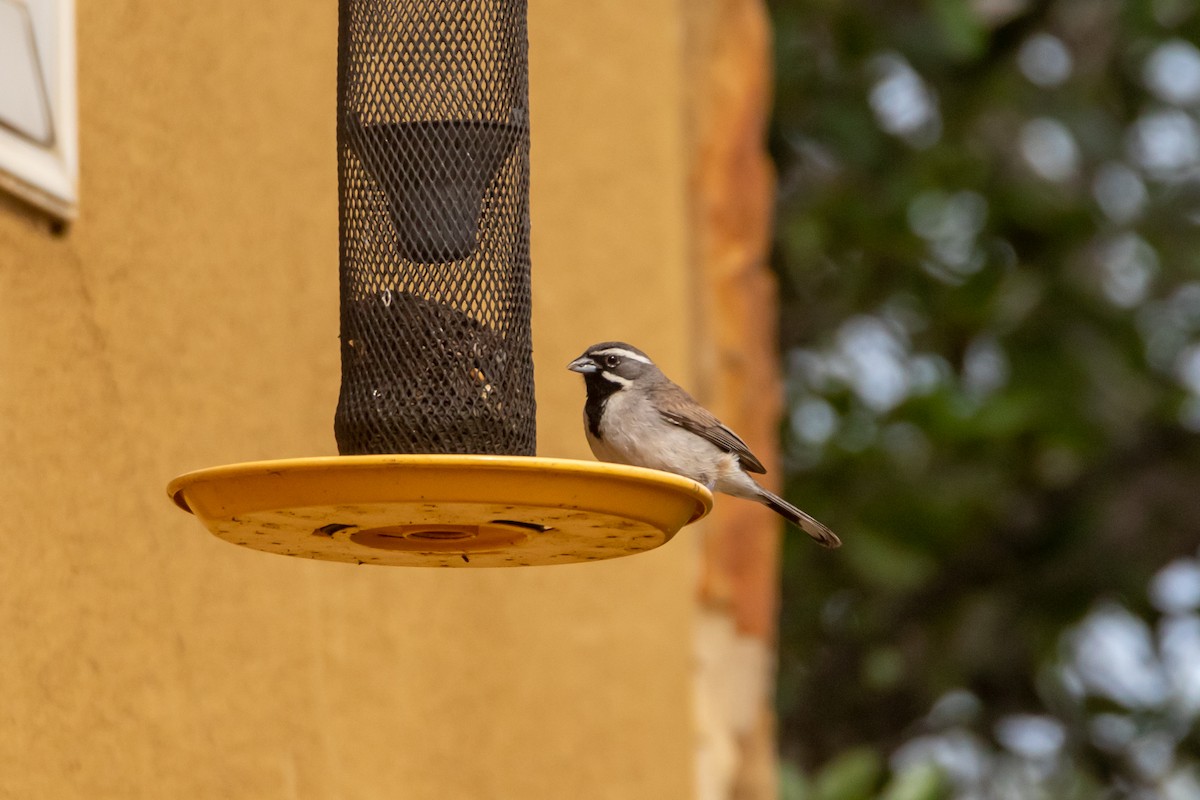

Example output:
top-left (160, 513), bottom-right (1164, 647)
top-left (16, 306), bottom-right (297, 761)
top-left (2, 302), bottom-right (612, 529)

top-left (334, 0), bottom-right (535, 457)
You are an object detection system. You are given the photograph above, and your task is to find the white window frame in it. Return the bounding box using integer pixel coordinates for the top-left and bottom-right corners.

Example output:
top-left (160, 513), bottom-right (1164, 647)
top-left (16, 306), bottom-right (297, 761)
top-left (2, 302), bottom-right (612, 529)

top-left (0, 0), bottom-right (77, 221)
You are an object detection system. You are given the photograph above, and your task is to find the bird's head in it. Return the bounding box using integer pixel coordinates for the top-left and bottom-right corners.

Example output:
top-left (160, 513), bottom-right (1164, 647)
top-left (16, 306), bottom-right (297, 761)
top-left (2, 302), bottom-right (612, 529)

top-left (568, 342), bottom-right (658, 391)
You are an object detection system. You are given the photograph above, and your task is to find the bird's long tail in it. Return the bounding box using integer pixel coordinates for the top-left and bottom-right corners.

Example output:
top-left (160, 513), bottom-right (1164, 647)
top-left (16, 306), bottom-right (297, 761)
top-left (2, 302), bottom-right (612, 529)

top-left (759, 489), bottom-right (841, 548)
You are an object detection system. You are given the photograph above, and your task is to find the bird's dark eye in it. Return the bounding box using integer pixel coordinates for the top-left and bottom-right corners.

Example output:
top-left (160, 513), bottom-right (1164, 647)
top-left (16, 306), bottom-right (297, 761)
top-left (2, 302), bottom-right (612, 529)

top-left (604, 354), bottom-right (620, 368)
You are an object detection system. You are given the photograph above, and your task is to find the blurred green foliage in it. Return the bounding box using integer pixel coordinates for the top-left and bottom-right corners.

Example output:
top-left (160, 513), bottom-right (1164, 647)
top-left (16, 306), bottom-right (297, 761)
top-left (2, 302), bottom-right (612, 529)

top-left (768, 0), bottom-right (1200, 795)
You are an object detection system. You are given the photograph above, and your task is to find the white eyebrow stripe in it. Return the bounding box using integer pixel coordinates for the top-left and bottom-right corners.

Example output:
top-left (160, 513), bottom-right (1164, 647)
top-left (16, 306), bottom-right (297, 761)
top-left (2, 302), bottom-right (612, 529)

top-left (591, 348), bottom-right (652, 365)
top-left (600, 371), bottom-right (633, 386)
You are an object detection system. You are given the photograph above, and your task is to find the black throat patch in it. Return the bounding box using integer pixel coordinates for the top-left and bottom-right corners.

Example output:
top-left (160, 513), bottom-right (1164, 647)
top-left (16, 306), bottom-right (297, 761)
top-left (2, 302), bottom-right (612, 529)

top-left (583, 373), bottom-right (623, 438)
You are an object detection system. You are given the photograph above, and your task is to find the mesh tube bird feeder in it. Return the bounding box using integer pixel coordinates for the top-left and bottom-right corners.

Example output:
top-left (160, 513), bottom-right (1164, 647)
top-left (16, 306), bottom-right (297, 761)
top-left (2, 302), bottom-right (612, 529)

top-left (166, 0), bottom-right (711, 567)
top-left (335, 0), bottom-right (534, 456)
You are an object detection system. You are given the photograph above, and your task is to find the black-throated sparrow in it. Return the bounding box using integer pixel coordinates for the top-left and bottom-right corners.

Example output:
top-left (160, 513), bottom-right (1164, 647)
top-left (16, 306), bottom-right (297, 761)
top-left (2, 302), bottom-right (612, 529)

top-left (568, 342), bottom-right (841, 548)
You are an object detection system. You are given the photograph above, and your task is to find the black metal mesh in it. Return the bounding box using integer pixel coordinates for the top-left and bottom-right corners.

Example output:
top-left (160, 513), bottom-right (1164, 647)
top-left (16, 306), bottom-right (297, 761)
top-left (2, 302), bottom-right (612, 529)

top-left (334, 0), bottom-right (535, 456)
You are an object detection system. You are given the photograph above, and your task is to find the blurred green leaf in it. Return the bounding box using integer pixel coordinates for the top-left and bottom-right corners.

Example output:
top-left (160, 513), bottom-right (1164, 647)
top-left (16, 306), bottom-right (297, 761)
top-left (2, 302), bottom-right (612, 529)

top-left (925, 0), bottom-right (987, 60)
top-left (842, 529), bottom-right (938, 590)
top-left (780, 760), bottom-right (812, 800)
top-left (813, 748), bottom-right (884, 800)
top-left (879, 761), bottom-right (949, 800)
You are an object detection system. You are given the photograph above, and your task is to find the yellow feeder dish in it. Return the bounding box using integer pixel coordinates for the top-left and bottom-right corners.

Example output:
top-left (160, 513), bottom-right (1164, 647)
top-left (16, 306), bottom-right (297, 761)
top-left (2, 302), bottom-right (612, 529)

top-left (167, 455), bottom-right (712, 567)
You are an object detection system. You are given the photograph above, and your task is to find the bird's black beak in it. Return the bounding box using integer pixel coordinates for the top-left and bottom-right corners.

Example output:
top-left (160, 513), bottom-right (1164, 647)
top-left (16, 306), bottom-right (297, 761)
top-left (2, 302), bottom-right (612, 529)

top-left (567, 354), bottom-right (599, 374)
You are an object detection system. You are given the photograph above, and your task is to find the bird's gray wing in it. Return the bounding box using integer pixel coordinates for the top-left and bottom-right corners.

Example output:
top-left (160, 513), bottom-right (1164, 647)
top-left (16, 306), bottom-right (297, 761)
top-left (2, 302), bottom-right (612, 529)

top-left (653, 383), bottom-right (767, 474)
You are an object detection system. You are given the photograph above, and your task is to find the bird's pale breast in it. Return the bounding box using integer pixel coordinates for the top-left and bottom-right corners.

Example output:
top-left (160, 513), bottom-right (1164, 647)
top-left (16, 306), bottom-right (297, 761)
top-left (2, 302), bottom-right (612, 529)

top-left (585, 388), bottom-right (745, 490)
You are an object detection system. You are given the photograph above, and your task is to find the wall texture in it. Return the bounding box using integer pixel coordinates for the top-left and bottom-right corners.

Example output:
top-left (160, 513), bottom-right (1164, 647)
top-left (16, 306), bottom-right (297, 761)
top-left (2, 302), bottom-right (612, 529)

top-left (0, 1), bottom-right (780, 798)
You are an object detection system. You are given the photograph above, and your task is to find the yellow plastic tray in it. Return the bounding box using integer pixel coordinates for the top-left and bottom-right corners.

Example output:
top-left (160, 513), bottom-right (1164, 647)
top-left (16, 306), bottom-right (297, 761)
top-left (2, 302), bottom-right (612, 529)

top-left (167, 455), bottom-right (712, 567)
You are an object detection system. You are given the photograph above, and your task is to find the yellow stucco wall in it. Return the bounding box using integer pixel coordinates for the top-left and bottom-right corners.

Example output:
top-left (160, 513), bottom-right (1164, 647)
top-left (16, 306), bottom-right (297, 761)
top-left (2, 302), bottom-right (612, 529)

top-left (0, 2), bottom-right (703, 797)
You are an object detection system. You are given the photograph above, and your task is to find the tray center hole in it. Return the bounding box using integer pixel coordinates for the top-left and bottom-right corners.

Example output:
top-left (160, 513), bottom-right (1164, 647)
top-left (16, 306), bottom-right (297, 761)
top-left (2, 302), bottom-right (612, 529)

top-left (350, 524), bottom-right (529, 553)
